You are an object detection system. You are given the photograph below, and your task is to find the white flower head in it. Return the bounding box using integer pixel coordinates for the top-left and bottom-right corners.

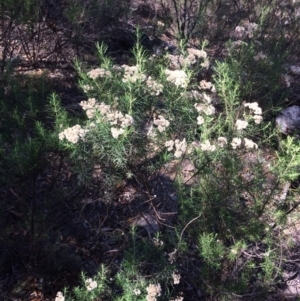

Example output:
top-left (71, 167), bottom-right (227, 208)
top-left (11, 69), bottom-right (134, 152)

top-left (133, 288), bottom-right (141, 296)
top-left (172, 272), bottom-right (181, 285)
top-left (59, 125), bottom-right (89, 144)
top-left (146, 77), bottom-right (163, 95)
top-left (55, 292), bottom-right (65, 301)
top-left (82, 85), bottom-right (92, 93)
top-left (165, 69), bottom-right (189, 88)
top-left (199, 80), bottom-right (216, 92)
top-left (197, 116), bottom-right (205, 125)
top-left (217, 137), bottom-right (228, 147)
top-left (187, 48), bottom-right (207, 59)
top-left (253, 114), bottom-right (263, 124)
top-left (122, 64), bottom-right (146, 83)
top-left (244, 138), bottom-right (258, 149)
top-left (165, 140), bottom-right (174, 151)
top-left (153, 115), bottom-right (170, 132)
top-left (146, 284), bottom-right (161, 300)
top-left (231, 138), bottom-right (242, 149)
top-left (87, 68), bottom-right (111, 79)
top-left (174, 138), bottom-right (187, 157)
top-left (111, 127), bottom-right (125, 139)
top-left (85, 278), bottom-right (97, 291)
top-left (243, 102), bottom-right (262, 115)
top-left (253, 51), bottom-right (266, 61)
top-left (194, 103), bottom-right (215, 115)
top-left (200, 140), bottom-right (216, 152)
top-left (235, 119), bottom-right (248, 130)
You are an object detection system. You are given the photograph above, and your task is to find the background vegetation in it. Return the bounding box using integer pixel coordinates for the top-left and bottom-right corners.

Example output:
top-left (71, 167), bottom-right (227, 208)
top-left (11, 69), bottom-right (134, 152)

top-left (1, 0), bottom-right (300, 300)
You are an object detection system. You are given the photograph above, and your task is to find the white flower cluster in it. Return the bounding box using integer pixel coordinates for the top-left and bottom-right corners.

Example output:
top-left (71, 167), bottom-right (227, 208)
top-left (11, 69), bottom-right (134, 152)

top-left (172, 272), bottom-right (181, 285)
top-left (200, 139), bottom-right (216, 152)
top-left (243, 102), bottom-right (263, 124)
top-left (85, 278), bottom-right (97, 291)
top-left (133, 288), bottom-right (141, 296)
top-left (80, 98), bottom-right (104, 118)
top-left (146, 77), bottom-right (163, 95)
top-left (82, 84), bottom-right (92, 93)
top-left (189, 137), bottom-right (228, 153)
top-left (235, 119), bottom-right (248, 130)
top-left (199, 80), bottom-right (216, 92)
top-left (194, 102), bottom-right (216, 116)
top-left (55, 292), bottom-right (65, 301)
top-left (165, 69), bottom-right (189, 88)
top-left (165, 138), bottom-right (187, 158)
top-left (87, 68), bottom-right (111, 79)
top-left (231, 137), bottom-right (258, 149)
top-left (153, 237), bottom-right (164, 247)
top-left (80, 98), bottom-right (134, 139)
top-left (122, 64), bottom-right (146, 83)
top-left (185, 90), bottom-right (213, 104)
top-left (146, 283), bottom-right (161, 301)
top-left (153, 115), bottom-right (170, 132)
top-left (59, 124), bottom-right (89, 144)
top-left (231, 137), bottom-right (242, 149)
top-left (168, 48), bottom-right (208, 69)
top-left (253, 51), bottom-right (267, 61)
top-left (234, 22), bottom-right (258, 39)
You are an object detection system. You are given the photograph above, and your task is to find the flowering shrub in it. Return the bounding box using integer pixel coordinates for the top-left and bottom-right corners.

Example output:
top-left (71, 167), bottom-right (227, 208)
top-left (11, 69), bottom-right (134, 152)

top-left (50, 26), bottom-right (298, 300)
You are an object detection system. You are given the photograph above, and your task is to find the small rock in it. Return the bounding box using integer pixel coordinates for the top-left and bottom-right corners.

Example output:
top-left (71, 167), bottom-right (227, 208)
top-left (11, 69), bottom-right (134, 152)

top-left (129, 212), bottom-right (159, 234)
top-left (276, 105), bottom-right (300, 134)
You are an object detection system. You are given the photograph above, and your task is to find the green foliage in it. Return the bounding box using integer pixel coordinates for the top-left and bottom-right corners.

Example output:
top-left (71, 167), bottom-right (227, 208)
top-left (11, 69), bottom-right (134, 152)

top-left (274, 136), bottom-right (300, 181)
top-left (3, 1), bottom-right (300, 300)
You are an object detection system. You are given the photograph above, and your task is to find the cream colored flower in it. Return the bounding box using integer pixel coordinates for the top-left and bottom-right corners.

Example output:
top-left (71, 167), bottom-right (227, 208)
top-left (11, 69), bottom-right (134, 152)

top-left (165, 69), bottom-right (189, 88)
top-left (165, 140), bottom-right (174, 151)
top-left (231, 248), bottom-right (238, 255)
top-left (197, 116), bottom-right (205, 125)
top-left (111, 127), bottom-right (125, 139)
top-left (153, 238), bottom-right (164, 247)
top-left (55, 292), bottom-right (65, 301)
top-left (172, 272), bottom-right (181, 285)
top-left (59, 125), bottom-right (89, 144)
top-left (122, 64), bottom-right (146, 83)
top-left (243, 102), bottom-right (262, 115)
top-left (82, 85), bottom-right (92, 93)
top-left (253, 114), bottom-right (263, 124)
top-left (194, 103), bottom-right (215, 115)
top-left (187, 48), bottom-right (207, 59)
top-left (235, 119), bottom-right (248, 130)
top-left (253, 51), bottom-right (266, 61)
top-left (200, 140), bottom-right (216, 152)
top-left (153, 115), bottom-right (170, 132)
top-left (231, 138), bottom-right (242, 149)
top-left (199, 80), bottom-right (216, 92)
top-left (98, 103), bottom-right (111, 115)
top-left (217, 137), bottom-right (228, 147)
top-left (85, 278), bottom-right (97, 291)
top-left (174, 139), bottom-right (187, 158)
top-left (146, 77), bottom-right (163, 95)
top-left (244, 138), bottom-right (258, 149)
top-left (146, 284), bottom-right (161, 301)
top-left (133, 288), bottom-right (141, 296)
top-left (87, 68), bottom-right (111, 79)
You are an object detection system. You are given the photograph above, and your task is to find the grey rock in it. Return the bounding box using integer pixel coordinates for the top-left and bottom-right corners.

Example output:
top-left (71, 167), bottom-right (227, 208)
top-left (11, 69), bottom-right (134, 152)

top-left (276, 105), bottom-right (300, 134)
